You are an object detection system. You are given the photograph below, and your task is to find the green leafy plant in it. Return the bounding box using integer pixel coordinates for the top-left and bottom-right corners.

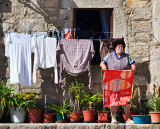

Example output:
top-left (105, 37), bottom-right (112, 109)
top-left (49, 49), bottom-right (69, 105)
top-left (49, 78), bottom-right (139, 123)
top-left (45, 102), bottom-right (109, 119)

top-left (48, 99), bottom-right (71, 119)
top-left (82, 90), bottom-right (103, 110)
top-left (131, 88), bottom-right (138, 111)
top-left (68, 79), bottom-right (84, 112)
top-left (102, 107), bottom-right (110, 111)
top-left (10, 92), bottom-right (35, 112)
top-left (117, 106), bottom-right (123, 115)
top-left (0, 80), bottom-right (14, 112)
top-left (20, 92), bottom-right (42, 110)
top-left (147, 83), bottom-right (160, 111)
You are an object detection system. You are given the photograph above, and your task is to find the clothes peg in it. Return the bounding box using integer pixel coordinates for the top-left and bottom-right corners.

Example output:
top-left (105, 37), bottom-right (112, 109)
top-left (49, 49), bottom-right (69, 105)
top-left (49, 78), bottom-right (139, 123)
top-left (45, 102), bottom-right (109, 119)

top-left (44, 34), bottom-right (46, 38)
top-left (31, 33), bottom-right (33, 37)
top-left (62, 29), bottom-right (65, 38)
top-left (9, 30), bottom-right (11, 34)
top-left (49, 30), bottom-right (52, 37)
top-left (36, 34), bottom-right (38, 38)
top-left (54, 29), bottom-right (57, 38)
top-left (77, 28), bottom-right (80, 41)
top-left (47, 29), bottom-right (48, 34)
top-left (24, 30), bottom-right (26, 34)
top-left (58, 29), bottom-right (61, 40)
top-left (90, 28), bottom-right (92, 41)
top-left (111, 37), bottom-right (113, 40)
top-left (100, 31), bottom-right (103, 40)
top-left (91, 28), bottom-right (92, 35)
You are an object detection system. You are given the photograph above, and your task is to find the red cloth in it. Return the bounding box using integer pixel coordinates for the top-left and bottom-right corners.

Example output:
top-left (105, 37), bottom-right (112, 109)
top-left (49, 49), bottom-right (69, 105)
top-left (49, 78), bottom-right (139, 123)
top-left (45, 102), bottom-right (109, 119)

top-left (103, 69), bottom-right (134, 107)
top-left (65, 30), bottom-right (73, 39)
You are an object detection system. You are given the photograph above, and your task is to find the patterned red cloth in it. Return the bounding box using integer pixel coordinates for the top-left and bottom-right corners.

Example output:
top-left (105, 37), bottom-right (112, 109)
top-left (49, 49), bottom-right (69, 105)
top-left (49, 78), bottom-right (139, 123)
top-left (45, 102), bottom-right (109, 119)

top-left (103, 69), bottom-right (134, 107)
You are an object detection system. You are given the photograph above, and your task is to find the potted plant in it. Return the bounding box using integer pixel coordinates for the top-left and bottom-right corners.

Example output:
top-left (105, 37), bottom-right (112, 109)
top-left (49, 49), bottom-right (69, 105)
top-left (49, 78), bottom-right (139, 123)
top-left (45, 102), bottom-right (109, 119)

top-left (147, 83), bottom-right (160, 124)
top-left (122, 88), bottom-right (138, 121)
top-left (9, 92), bottom-right (35, 123)
top-left (116, 106), bottom-right (123, 123)
top-left (43, 111), bottom-right (54, 123)
top-left (97, 107), bottom-right (110, 123)
top-left (22, 92), bottom-right (42, 123)
top-left (68, 79), bottom-right (84, 122)
top-left (0, 81), bottom-right (15, 120)
top-left (48, 99), bottom-right (70, 123)
top-left (82, 90), bottom-right (103, 122)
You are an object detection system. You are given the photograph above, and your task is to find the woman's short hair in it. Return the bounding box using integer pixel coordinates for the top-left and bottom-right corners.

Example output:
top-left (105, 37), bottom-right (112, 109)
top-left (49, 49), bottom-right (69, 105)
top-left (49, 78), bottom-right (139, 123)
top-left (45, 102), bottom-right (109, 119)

top-left (112, 38), bottom-right (126, 49)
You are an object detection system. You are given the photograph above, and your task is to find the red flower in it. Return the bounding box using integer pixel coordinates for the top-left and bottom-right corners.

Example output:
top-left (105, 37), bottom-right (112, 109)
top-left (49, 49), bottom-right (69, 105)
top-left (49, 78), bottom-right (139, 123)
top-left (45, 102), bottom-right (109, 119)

top-left (153, 84), bottom-right (156, 91)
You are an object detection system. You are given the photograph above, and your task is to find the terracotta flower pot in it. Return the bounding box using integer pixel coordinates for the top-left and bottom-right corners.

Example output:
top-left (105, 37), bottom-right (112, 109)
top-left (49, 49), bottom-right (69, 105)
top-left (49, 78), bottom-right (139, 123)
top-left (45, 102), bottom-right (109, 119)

top-left (98, 111), bottom-right (109, 121)
top-left (83, 110), bottom-right (95, 121)
top-left (69, 112), bottom-right (82, 121)
top-left (97, 111), bottom-right (110, 123)
top-left (57, 120), bottom-right (67, 123)
top-left (122, 110), bottom-right (136, 121)
top-left (150, 111), bottom-right (160, 124)
top-left (28, 109), bottom-right (42, 123)
top-left (43, 113), bottom-right (54, 123)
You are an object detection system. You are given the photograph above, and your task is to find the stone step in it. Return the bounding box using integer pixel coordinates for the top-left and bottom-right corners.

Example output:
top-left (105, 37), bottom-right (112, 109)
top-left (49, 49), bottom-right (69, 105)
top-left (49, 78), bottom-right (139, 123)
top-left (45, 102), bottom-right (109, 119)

top-left (0, 123), bottom-right (158, 129)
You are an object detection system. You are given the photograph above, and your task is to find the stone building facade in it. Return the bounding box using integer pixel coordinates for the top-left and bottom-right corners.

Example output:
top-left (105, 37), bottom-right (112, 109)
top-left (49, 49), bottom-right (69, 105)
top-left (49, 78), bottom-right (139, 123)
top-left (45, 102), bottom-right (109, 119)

top-left (0, 0), bottom-right (159, 111)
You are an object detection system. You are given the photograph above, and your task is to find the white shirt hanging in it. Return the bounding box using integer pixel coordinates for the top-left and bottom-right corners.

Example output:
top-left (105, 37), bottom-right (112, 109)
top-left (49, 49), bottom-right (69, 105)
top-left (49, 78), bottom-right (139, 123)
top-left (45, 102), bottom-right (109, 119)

top-left (5, 32), bottom-right (37, 86)
top-left (32, 33), bottom-right (58, 84)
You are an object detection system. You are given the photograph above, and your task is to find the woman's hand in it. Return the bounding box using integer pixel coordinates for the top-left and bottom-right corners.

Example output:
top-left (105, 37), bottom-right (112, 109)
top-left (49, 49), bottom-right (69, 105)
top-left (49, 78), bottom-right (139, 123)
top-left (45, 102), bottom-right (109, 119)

top-left (131, 64), bottom-right (136, 73)
top-left (100, 61), bottom-right (108, 72)
top-left (102, 66), bottom-right (108, 71)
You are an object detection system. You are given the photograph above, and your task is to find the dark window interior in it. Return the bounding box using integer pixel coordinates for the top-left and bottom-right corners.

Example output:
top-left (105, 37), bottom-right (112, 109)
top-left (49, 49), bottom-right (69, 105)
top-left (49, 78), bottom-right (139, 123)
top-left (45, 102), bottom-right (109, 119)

top-left (76, 10), bottom-right (104, 39)
top-left (74, 9), bottom-right (112, 65)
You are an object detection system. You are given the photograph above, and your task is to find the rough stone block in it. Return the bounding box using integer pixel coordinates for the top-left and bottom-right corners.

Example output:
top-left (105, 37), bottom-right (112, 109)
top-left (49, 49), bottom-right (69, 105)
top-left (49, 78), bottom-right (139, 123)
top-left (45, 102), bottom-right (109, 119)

top-left (60, 0), bottom-right (69, 9)
top-left (127, 0), bottom-right (150, 8)
top-left (132, 21), bottom-right (152, 33)
top-left (2, 23), bottom-right (10, 31)
top-left (132, 8), bottom-right (152, 20)
top-left (43, 0), bottom-right (58, 8)
top-left (134, 33), bottom-right (151, 42)
top-left (60, 9), bottom-right (69, 20)
top-left (21, 88), bottom-right (42, 94)
top-left (92, 65), bottom-right (102, 84)
top-left (17, 19), bottom-right (46, 32)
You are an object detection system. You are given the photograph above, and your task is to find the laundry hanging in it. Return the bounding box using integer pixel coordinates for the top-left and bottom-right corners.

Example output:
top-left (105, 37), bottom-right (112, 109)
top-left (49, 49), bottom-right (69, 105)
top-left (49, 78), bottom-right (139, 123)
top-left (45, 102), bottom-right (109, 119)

top-left (99, 39), bottom-right (114, 61)
top-left (32, 32), bottom-right (58, 84)
top-left (56, 39), bottom-right (95, 89)
top-left (103, 69), bottom-right (134, 107)
top-left (5, 32), bottom-right (38, 86)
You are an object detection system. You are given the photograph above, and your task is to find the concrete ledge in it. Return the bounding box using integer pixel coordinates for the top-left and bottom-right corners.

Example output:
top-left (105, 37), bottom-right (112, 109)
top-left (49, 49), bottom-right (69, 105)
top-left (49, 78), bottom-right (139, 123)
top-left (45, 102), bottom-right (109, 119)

top-left (0, 123), bottom-right (159, 129)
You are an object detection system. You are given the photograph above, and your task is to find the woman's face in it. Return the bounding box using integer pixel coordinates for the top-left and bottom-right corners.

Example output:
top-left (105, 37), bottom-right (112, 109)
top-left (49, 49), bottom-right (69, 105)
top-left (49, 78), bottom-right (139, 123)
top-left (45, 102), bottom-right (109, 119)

top-left (115, 44), bottom-right (124, 55)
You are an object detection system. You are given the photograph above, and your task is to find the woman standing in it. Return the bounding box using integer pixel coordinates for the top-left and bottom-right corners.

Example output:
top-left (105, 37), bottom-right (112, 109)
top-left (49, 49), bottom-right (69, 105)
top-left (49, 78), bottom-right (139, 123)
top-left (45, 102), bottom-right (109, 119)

top-left (100, 38), bottom-right (136, 124)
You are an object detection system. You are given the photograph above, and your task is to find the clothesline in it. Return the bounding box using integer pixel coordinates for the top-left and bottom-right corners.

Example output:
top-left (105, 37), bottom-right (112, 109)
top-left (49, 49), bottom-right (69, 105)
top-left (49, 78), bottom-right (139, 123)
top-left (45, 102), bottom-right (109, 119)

top-left (2, 29), bottom-right (114, 35)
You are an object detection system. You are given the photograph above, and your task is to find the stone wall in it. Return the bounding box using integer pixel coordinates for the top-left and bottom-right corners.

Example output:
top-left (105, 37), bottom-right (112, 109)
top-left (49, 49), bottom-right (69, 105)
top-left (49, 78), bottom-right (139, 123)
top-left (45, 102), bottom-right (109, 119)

top-left (0, 0), bottom-right (159, 111)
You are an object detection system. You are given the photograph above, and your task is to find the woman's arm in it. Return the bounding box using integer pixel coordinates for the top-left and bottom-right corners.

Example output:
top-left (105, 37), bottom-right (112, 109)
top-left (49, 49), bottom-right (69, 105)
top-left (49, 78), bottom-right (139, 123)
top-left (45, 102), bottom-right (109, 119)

top-left (100, 61), bottom-right (108, 71)
top-left (131, 63), bottom-right (136, 73)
